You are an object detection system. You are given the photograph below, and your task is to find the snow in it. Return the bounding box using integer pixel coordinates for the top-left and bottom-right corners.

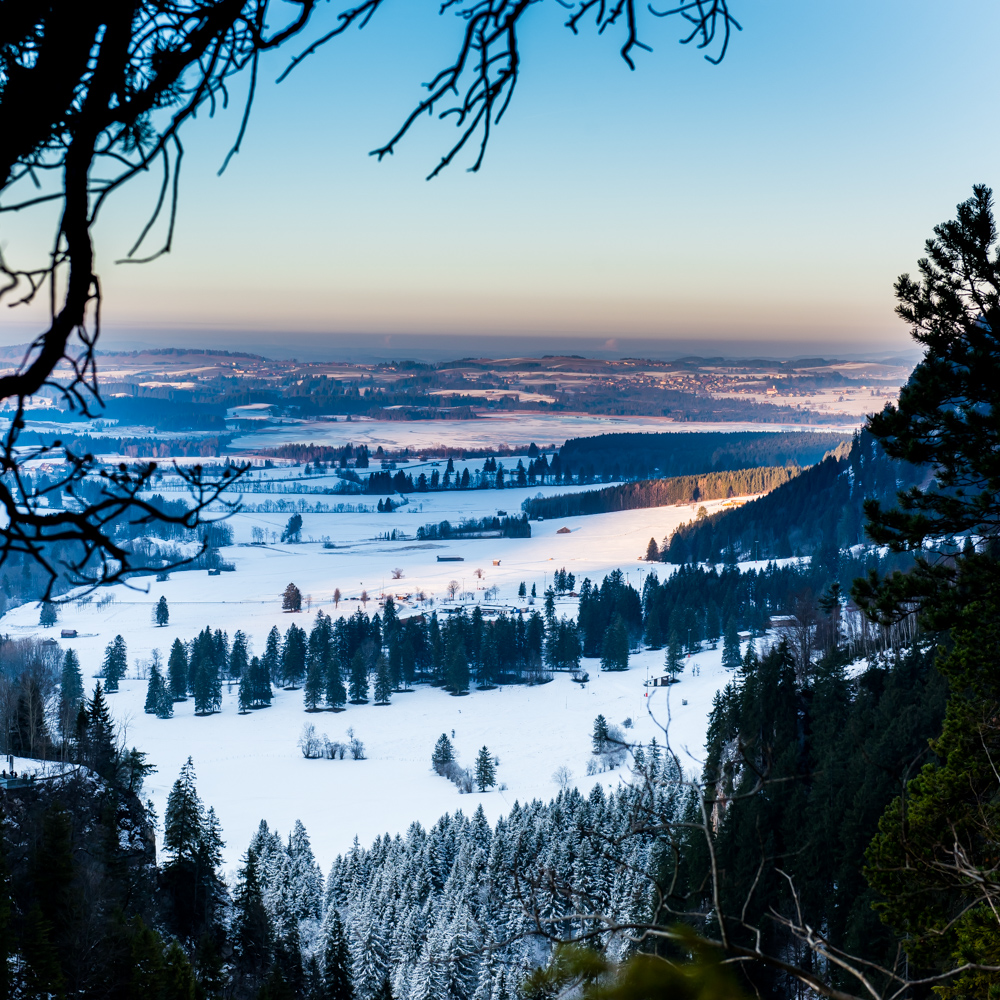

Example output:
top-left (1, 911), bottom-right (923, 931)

top-left (4, 484), bottom-right (745, 874)
top-left (231, 414), bottom-right (859, 453)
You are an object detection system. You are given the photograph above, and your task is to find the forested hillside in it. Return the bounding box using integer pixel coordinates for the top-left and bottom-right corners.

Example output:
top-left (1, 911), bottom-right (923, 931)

top-left (663, 430), bottom-right (925, 563)
top-left (522, 466), bottom-right (798, 519)
top-left (557, 430), bottom-right (848, 481)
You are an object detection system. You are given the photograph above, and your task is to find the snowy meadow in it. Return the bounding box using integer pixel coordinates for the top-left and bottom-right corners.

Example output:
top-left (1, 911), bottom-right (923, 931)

top-left (4, 472), bottom-right (745, 873)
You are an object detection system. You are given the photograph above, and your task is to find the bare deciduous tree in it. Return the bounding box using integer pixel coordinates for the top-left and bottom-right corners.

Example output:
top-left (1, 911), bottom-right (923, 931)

top-left (0, 0), bottom-right (738, 597)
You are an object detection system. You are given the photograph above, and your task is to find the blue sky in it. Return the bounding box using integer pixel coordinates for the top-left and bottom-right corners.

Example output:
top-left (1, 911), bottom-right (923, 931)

top-left (3, 0), bottom-right (998, 358)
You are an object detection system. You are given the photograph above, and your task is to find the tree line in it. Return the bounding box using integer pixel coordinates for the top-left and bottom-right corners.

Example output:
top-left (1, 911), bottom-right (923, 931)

top-left (522, 465), bottom-right (798, 520)
top-left (557, 430), bottom-right (847, 483)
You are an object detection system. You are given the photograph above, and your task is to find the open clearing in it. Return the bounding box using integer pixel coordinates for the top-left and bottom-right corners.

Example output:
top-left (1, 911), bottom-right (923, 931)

top-left (5, 473), bottom-right (757, 872)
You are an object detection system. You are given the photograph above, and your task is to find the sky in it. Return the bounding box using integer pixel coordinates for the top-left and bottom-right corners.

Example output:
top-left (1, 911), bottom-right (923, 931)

top-left (1, 0), bottom-right (998, 360)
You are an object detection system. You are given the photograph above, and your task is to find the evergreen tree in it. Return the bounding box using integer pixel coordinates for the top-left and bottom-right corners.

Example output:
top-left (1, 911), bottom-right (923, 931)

top-left (349, 651), bottom-right (369, 703)
top-left (249, 655), bottom-right (272, 708)
top-left (600, 614), bottom-right (629, 671)
top-left (325, 649), bottom-right (347, 710)
top-left (39, 600), bottom-right (57, 627)
top-left (238, 670), bottom-right (252, 714)
top-left (155, 595), bottom-right (169, 626)
top-left (518, 581), bottom-right (526, 598)
top-left (145, 662), bottom-right (167, 715)
top-left (644, 536), bottom-right (660, 561)
top-left (193, 640), bottom-right (221, 715)
top-left (432, 734), bottom-right (455, 774)
top-left (304, 652), bottom-right (324, 710)
top-left (162, 758), bottom-right (225, 942)
top-left (232, 848), bottom-right (272, 992)
top-left (373, 654), bottom-right (392, 705)
top-left (474, 746), bottom-right (496, 791)
top-left (168, 638), bottom-right (189, 701)
top-left (230, 630), bottom-right (249, 680)
top-left (322, 910), bottom-right (354, 1000)
top-left (83, 682), bottom-right (118, 779)
top-left (58, 648), bottom-right (84, 738)
top-left (156, 674), bottom-right (174, 719)
top-left (102, 634), bottom-right (127, 692)
top-left (264, 626), bottom-right (282, 685)
top-left (591, 714), bottom-right (609, 754)
top-left (351, 905), bottom-right (389, 1000)
top-left (282, 624), bottom-right (308, 688)
top-left (446, 642), bottom-right (470, 695)
top-left (664, 631), bottom-right (684, 680)
top-left (644, 607), bottom-right (663, 649)
top-left (721, 617), bottom-right (741, 670)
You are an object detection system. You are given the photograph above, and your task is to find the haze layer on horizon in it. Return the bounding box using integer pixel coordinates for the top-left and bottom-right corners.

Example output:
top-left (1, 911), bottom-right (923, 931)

top-left (1, 0), bottom-right (996, 356)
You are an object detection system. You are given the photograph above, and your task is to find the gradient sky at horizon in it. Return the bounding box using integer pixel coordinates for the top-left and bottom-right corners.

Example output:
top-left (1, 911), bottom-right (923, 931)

top-left (2, 0), bottom-right (998, 359)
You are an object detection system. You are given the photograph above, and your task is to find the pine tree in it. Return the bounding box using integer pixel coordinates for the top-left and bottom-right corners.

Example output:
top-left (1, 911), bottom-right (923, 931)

top-left (230, 630), bottom-right (249, 680)
top-left (155, 595), bottom-right (169, 626)
top-left (600, 614), bottom-right (629, 672)
top-left (322, 910), bottom-right (354, 1000)
top-left (249, 655), bottom-right (272, 708)
top-left (287, 820), bottom-right (324, 921)
top-left (446, 642), bottom-right (470, 695)
top-left (665, 631), bottom-right (684, 680)
top-left (156, 673), bottom-right (174, 719)
top-left (644, 609), bottom-right (663, 649)
top-left (162, 758), bottom-right (225, 942)
top-left (264, 626), bottom-right (282, 685)
top-left (349, 651), bottom-right (368, 704)
top-left (373, 655), bottom-right (392, 705)
top-left (39, 600), bottom-right (57, 627)
top-left (304, 653), bottom-right (324, 710)
top-left (432, 734), bottom-right (454, 774)
top-left (518, 581), bottom-right (526, 598)
top-left (232, 848), bottom-right (272, 992)
top-left (193, 643), bottom-right (221, 715)
top-left (145, 663), bottom-right (166, 714)
top-left (84, 682), bottom-right (118, 779)
top-left (164, 757), bottom-right (204, 864)
top-left (102, 634), bottom-right (127, 692)
top-left (591, 715), bottom-right (609, 754)
top-left (475, 746), bottom-right (496, 791)
top-left (721, 617), bottom-right (741, 670)
top-left (282, 624), bottom-right (307, 688)
top-left (645, 536), bottom-right (660, 562)
top-left (351, 905), bottom-right (388, 1000)
top-left (58, 648), bottom-right (84, 738)
top-left (325, 649), bottom-right (346, 710)
top-left (238, 670), bottom-right (252, 714)
top-left (168, 639), bottom-right (189, 701)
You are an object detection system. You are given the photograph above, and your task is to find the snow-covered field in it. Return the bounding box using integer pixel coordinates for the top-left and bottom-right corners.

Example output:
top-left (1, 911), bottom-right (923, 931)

top-left (231, 413), bottom-right (860, 453)
top-left (5, 481), bottom-right (753, 873)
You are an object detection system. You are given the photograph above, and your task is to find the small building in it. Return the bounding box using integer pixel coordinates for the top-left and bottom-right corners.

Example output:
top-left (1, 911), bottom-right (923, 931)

top-left (769, 615), bottom-right (798, 630)
top-left (61, 628), bottom-right (78, 639)
top-left (556, 527), bottom-right (571, 534)
top-left (492, 559), bottom-right (501, 566)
